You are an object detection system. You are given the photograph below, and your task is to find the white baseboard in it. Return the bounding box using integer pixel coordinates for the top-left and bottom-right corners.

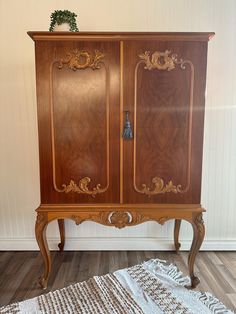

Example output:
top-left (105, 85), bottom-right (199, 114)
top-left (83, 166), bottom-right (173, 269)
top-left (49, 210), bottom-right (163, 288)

top-left (0, 237), bottom-right (236, 251)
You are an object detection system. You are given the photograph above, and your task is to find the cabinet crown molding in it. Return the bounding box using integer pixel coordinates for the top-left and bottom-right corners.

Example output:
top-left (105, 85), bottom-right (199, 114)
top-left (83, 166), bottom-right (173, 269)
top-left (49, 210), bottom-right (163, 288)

top-left (27, 31), bottom-right (215, 42)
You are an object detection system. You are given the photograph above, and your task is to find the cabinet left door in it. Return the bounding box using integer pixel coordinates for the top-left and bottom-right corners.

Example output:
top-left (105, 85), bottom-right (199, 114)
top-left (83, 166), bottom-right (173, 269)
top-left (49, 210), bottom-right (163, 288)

top-left (35, 40), bottom-right (120, 204)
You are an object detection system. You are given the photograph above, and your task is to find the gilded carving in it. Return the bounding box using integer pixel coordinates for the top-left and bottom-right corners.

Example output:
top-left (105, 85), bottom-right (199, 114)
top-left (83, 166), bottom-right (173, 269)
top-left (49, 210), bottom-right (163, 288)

top-left (61, 177), bottom-right (107, 197)
top-left (58, 49), bottom-right (105, 70)
top-left (139, 50), bottom-right (182, 71)
top-left (109, 211), bottom-right (131, 229)
top-left (157, 216), bottom-right (169, 225)
top-left (69, 211), bottom-right (169, 229)
top-left (36, 212), bottom-right (47, 226)
top-left (71, 215), bottom-right (84, 225)
top-left (194, 213), bottom-right (205, 235)
top-left (138, 177), bottom-right (182, 197)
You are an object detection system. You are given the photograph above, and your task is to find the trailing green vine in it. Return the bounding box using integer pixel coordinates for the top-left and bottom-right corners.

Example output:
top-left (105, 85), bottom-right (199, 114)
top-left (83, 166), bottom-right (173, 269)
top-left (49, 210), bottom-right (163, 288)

top-left (49, 10), bottom-right (79, 32)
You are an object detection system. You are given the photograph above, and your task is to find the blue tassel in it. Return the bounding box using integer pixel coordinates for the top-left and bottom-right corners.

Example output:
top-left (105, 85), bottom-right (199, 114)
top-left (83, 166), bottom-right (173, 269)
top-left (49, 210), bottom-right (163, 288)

top-left (123, 111), bottom-right (133, 140)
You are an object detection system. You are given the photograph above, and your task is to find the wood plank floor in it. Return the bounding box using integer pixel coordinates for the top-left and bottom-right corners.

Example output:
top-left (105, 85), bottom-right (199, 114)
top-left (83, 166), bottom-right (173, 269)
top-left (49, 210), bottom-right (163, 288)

top-left (0, 251), bottom-right (236, 311)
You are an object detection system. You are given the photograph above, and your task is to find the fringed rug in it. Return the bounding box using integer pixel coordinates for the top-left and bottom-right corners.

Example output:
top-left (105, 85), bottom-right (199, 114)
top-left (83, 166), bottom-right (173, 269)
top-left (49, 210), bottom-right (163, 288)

top-left (0, 259), bottom-right (234, 314)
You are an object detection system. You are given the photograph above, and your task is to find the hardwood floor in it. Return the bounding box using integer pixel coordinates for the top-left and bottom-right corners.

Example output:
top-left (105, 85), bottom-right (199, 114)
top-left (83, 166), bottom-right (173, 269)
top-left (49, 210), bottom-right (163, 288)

top-left (0, 251), bottom-right (236, 311)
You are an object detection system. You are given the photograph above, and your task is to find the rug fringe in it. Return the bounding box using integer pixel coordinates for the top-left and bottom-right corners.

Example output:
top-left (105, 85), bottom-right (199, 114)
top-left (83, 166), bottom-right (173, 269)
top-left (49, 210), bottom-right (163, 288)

top-left (143, 258), bottom-right (190, 286)
top-left (191, 291), bottom-right (235, 314)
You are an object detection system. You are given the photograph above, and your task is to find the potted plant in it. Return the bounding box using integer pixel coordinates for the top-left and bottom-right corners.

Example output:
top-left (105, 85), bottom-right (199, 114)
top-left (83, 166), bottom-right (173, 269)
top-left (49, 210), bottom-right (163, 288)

top-left (49, 10), bottom-right (79, 32)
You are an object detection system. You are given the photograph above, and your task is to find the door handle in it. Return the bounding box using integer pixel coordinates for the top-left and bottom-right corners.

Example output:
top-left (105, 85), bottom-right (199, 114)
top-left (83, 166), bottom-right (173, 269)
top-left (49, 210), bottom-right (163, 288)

top-left (122, 110), bottom-right (133, 140)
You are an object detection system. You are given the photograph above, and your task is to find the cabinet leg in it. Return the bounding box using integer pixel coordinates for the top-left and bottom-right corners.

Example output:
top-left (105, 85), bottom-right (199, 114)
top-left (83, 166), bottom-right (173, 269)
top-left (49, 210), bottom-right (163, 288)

top-left (174, 219), bottom-right (181, 253)
top-left (188, 213), bottom-right (205, 288)
top-left (35, 212), bottom-right (51, 289)
top-left (57, 219), bottom-right (65, 252)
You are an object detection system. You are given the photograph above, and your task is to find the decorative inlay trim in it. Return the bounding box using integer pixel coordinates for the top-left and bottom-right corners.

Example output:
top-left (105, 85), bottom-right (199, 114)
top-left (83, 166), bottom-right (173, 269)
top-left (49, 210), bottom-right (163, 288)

top-left (57, 49), bottom-right (105, 70)
top-left (49, 50), bottom-right (110, 196)
top-left (120, 41), bottom-right (124, 203)
top-left (133, 50), bottom-right (194, 196)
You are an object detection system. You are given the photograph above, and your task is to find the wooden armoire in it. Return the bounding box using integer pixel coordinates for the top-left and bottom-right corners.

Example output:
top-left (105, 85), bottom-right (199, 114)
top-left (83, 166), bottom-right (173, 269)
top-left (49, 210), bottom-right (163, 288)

top-left (28, 31), bottom-right (214, 289)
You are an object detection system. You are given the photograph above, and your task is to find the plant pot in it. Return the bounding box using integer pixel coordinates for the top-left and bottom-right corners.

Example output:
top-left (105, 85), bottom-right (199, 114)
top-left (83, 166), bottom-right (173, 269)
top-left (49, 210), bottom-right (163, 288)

top-left (53, 23), bottom-right (70, 31)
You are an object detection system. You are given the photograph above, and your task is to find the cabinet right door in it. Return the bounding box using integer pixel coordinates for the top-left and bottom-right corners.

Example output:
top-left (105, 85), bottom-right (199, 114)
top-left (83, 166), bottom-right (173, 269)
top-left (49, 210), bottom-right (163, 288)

top-left (123, 40), bottom-right (208, 204)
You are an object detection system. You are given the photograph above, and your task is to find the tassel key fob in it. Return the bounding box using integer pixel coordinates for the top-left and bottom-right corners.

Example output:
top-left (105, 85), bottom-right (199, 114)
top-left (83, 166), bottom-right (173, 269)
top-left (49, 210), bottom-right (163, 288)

top-left (122, 110), bottom-right (133, 140)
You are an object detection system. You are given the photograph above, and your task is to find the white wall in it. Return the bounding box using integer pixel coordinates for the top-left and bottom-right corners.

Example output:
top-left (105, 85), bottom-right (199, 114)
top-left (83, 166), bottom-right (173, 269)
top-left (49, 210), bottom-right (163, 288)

top-left (0, 0), bottom-right (236, 250)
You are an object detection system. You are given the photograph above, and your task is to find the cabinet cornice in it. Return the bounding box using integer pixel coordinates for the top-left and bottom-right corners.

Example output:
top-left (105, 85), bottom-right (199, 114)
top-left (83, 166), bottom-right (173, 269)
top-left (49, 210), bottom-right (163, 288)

top-left (28, 31), bottom-right (215, 42)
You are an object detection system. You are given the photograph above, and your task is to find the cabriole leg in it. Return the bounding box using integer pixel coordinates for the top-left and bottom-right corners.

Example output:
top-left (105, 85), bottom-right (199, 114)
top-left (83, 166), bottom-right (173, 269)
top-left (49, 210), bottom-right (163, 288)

top-left (35, 212), bottom-right (51, 289)
top-left (188, 213), bottom-right (205, 288)
top-left (57, 219), bottom-right (65, 251)
top-left (174, 219), bottom-right (181, 253)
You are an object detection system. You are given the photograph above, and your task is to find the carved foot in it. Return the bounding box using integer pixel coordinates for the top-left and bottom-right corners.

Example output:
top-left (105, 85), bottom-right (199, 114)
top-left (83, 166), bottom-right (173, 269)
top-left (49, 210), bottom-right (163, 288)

top-left (174, 219), bottom-right (181, 253)
top-left (190, 275), bottom-right (200, 289)
top-left (187, 213), bottom-right (205, 289)
top-left (39, 276), bottom-right (48, 290)
top-left (57, 219), bottom-right (65, 252)
top-left (175, 242), bottom-right (181, 253)
top-left (58, 243), bottom-right (64, 251)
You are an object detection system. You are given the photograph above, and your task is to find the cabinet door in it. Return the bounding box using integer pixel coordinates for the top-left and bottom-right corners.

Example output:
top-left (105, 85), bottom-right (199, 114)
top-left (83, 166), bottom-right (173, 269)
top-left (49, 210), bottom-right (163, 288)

top-left (123, 40), bottom-right (208, 204)
top-left (36, 41), bottom-right (120, 203)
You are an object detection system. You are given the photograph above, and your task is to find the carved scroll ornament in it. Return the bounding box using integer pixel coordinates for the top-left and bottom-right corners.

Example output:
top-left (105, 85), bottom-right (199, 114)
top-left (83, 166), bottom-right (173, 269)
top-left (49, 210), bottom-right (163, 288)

top-left (194, 213), bottom-right (205, 235)
top-left (109, 211), bottom-right (131, 228)
top-left (60, 177), bottom-right (107, 197)
top-left (36, 212), bottom-right (48, 227)
top-left (71, 211), bottom-right (169, 229)
top-left (57, 49), bottom-right (105, 70)
top-left (139, 50), bottom-right (181, 71)
top-left (139, 177), bottom-right (182, 197)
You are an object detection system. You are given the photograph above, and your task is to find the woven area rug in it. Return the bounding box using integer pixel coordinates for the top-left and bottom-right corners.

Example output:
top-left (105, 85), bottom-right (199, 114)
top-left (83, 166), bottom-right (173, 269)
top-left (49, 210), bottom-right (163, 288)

top-left (0, 259), bottom-right (234, 314)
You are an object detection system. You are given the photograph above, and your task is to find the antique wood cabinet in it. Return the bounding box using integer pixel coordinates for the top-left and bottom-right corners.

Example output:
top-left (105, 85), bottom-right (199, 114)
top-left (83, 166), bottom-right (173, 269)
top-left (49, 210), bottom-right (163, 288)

top-left (28, 31), bottom-right (214, 289)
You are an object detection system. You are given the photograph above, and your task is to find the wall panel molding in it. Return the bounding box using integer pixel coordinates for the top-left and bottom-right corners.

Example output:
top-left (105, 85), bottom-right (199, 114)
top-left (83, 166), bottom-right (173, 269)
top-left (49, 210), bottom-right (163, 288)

top-left (0, 238), bottom-right (236, 251)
